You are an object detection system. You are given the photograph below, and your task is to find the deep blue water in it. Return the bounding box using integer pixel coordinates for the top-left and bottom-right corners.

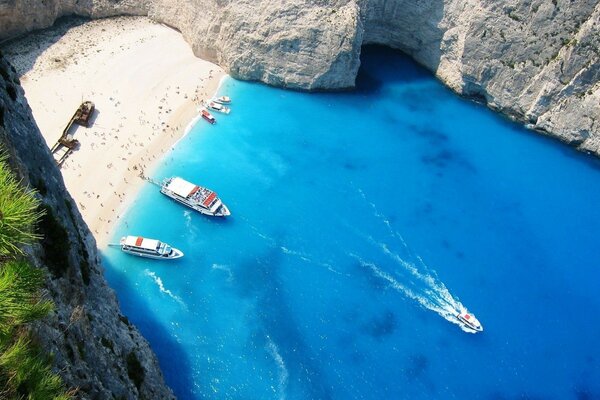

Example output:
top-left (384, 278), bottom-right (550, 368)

top-left (103, 47), bottom-right (600, 400)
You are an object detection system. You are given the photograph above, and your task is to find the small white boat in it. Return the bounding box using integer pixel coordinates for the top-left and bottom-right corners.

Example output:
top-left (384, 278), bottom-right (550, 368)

top-left (204, 100), bottom-right (231, 114)
top-left (456, 310), bottom-right (483, 332)
top-left (160, 176), bottom-right (230, 217)
top-left (200, 109), bottom-right (216, 124)
top-left (213, 95), bottom-right (231, 105)
top-left (119, 236), bottom-right (184, 260)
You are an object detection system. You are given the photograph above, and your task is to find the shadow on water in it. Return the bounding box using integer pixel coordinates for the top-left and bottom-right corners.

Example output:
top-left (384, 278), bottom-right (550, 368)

top-left (355, 46), bottom-right (433, 95)
top-left (1, 16), bottom-right (90, 76)
top-left (233, 242), bottom-right (333, 399)
top-left (101, 256), bottom-right (196, 400)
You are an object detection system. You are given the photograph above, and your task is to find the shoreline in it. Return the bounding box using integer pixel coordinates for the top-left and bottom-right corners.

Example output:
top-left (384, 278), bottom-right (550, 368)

top-left (1, 16), bottom-right (226, 247)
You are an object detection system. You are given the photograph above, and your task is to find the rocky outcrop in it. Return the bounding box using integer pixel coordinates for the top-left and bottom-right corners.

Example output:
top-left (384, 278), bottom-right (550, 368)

top-left (0, 51), bottom-right (174, 399)
top-left (1, 0), bottom-right (599, 153)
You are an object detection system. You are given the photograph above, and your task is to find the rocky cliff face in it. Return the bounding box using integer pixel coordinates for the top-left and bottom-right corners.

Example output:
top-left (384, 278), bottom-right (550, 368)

top-left (0, 52), bottom-right (174, 399)
top-left (1, 0), bottom-right (599, 154)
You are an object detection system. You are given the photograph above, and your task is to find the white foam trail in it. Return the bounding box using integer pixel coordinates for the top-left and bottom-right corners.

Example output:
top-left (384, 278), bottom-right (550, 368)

top-left (266, 336), bottom-right (288, 400)
top-left (237, 217), bottom-right (277, 247)
top-left (211, 263), bottom-right (233, 281)
top-left (183, 210), bottom-right (193, 227)
top-left (351, 187), bottom-right (479, 332)
top-left (353, 256), bottom-right (472, 331)
top-left (280, 246), bottom-right (344, 275)
top-left (355, 186), bottom-right (411, 251)
top-left (144, 270), bottom-right (187, 308)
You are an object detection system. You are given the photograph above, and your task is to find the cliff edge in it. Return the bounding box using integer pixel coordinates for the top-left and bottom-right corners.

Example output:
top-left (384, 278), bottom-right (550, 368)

top-left (0, 51), bottom-right (174, 399)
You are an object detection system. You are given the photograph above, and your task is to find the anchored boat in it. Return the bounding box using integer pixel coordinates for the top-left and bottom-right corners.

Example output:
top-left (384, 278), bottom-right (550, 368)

top-left (201, 109), bottom-right (216, 124)
top-left (213, 95), bottom-right (231, 105)
top-left (456, 310), bottom-right (483, 332)
top-left (204, 100), bottom-right (230, 114)
top-left (160, 176), bottom-right (230, 217)
top-left (119, 236), bottom-right (184, 260)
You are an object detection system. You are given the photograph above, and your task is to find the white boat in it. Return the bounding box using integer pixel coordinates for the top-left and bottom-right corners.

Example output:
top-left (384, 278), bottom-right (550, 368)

top-left (160, 176), bottom-right (230, 217)
top-left (456, 310), bottom-right (483, 332)
top-left (213, 95), bottom-right (231, 105)
top-left (204, 100), bottom-right (230, 114)
top-left (119, 236), bottom-right (184, 260)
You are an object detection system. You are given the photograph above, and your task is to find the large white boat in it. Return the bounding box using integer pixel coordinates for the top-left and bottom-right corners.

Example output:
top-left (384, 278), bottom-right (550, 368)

top-left (119, 236), bottom-right (184, 260)
top-left (456, 310), bottom-right (483, 332)
top-left (160, 177), bottom-right (230, 217)
top-left (203, 100), bottom-right (231, 114)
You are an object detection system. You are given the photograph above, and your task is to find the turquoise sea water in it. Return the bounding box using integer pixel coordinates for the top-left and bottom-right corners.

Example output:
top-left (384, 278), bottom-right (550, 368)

top-left (103, 46), bottom-right (600, 399)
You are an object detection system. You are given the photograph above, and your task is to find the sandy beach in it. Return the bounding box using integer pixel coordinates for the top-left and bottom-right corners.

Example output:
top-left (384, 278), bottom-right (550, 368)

top-left (2, 16), bottom-right (225, 247)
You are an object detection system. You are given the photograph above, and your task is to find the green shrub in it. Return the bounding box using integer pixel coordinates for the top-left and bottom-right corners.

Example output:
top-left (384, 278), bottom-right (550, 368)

top-left (0, 260), bottom-right (53, 339)
top-left (0, 153), bottom-right (43, 257)
top-left (0, 260), bottom-right (68, 399)
top-left (0, 335), bottom-right (70, 400)
top-left (0, 148), bottom-right (70, 398)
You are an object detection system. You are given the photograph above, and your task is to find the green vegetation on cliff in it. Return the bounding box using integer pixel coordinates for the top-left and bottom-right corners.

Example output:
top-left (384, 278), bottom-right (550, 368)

top-left (0, 153), bottom-right (43, 257)
top-left (0, 153), bottom-right (70, 399)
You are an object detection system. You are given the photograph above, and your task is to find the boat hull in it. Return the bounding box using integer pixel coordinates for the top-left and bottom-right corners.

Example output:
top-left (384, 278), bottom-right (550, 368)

top-left (208, 106), bottom-right (230, 114)
top-left (456, 313), bottom-right (483, 332)
top-left (121, 247), bottom-right (184, 260)
top-left (202, 115), bottom-right (216, 124)
top-left (203, 101), bottom-right (231, 114)
top-left (160, 188), bottom-right (230, 217)
top-left (213, 96), bottom-right (231, 105)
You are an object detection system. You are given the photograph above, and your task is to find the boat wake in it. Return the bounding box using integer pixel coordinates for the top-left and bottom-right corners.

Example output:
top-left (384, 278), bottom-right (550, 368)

top-left (265, 335), bottom-right (289, 400)
top-left (211, 263), bottom-right (234, 281)
top-left (280, 246), bottom-right (344, 275)
top-left (354, 187), bottom-right (476, 333)
top-left (144, 270), bottom-right (187, 309)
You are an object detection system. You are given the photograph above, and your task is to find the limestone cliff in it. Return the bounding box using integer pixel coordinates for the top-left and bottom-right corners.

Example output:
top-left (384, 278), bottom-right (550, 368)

top-left (0, 52), bottom-right (174, 399)
top-left (1, 0), bottom-right (599, 154)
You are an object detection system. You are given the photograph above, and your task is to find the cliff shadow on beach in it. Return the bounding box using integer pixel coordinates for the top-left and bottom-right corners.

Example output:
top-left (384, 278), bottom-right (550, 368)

top-left (0, 16), bottom-right (90, 76)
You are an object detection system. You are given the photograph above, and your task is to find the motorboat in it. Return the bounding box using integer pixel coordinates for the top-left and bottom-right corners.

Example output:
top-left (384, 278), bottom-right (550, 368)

top-left (119, 236), bottom-right (184, 260)
top-left (456, 310), bottom-right (483, 332)
top-left (213, 95), bottom-right (231, 105)
top-left (201, 109), bottom-right (216, 124)
top-left (160, 176), bottom-right (230, 217)
top-left (204, 100), bottom-right (230, 114)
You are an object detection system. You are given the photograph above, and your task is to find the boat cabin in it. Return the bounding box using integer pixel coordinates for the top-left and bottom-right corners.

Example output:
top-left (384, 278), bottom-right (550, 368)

top-left (122, 236), bottom-right (172, 256)
top-left (164, 177), bottom-right (221, 212)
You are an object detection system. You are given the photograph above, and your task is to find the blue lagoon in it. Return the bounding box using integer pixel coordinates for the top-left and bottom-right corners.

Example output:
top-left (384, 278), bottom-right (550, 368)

top-left (103, 46), bottom-right (600, 399)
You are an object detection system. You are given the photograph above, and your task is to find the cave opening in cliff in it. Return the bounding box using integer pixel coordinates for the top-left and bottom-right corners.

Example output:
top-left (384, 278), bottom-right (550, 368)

top-left (356, 45), bottom-right (433, 95)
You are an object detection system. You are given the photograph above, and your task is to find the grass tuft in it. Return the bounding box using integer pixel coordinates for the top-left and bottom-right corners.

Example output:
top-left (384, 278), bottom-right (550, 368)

top-left (0, 152), bottom-right (43, 257)
top-left (0, 147), bottom-right (71, 398)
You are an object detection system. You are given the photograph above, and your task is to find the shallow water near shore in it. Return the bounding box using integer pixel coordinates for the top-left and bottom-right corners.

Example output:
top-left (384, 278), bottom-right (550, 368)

top-left (102, 46), bottom-right (600, 399)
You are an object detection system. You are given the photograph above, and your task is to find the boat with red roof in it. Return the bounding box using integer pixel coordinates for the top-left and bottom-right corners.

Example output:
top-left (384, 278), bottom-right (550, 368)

top-left (160, 176), bottom-right (230, 217)
top-left (119, 236), bottom-right (184, 260)
top-left (201, 108), bottom-right (216, 124)
top-left (456, 309), bottom-right (483, 332)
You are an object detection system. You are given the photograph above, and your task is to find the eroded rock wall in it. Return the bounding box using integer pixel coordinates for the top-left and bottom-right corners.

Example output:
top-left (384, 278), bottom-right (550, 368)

top-left (2, 0), bottom-right (598, 153)
top-left (148, 0), bottom-right (363, 90)
top-left (0, 0), bottom-right (147, 39)
top-left (0, 51), bottom-right (173, 400)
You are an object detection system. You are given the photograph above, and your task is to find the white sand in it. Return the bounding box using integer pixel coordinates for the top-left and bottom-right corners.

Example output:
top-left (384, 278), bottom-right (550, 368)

top-left (2, 17), bottom-right (225, 247)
